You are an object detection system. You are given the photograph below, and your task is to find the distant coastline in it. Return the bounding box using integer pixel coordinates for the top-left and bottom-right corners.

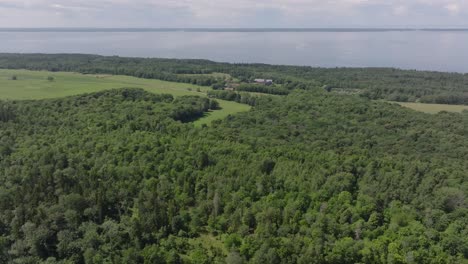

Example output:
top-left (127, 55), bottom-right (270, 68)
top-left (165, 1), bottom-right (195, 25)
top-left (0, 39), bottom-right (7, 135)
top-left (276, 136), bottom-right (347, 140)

top-left (1, 28), bottom-right (468, 33)
top-left (2, 28), bottom-right (468, 73)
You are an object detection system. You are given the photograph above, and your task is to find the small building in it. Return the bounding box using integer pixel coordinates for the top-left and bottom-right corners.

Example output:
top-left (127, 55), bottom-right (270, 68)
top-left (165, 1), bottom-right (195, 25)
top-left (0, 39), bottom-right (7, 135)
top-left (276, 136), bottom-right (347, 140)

top-left (254, 79), bottom-right (273, 85)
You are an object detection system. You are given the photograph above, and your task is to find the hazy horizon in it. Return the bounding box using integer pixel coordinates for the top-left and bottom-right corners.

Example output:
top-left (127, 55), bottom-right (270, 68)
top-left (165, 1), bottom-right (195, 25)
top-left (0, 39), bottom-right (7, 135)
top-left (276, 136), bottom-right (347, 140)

top-left (1, 27), bottom-right (468, 32)
top-left (1, 0), bottom-right (468, 28)
top-left (2, 30), bottom-right (468, 73)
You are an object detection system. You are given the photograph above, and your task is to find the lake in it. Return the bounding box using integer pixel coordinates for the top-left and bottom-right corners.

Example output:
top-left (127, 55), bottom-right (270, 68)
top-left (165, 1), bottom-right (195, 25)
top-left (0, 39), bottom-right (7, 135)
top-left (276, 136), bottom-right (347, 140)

top-left (1, 29), bottom-right (468, 73)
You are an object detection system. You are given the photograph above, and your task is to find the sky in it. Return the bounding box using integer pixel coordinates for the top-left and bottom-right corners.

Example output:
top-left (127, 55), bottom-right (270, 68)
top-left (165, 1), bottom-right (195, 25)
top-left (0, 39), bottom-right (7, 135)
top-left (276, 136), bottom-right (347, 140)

top-left (0, 0), bottom-right (467, 28)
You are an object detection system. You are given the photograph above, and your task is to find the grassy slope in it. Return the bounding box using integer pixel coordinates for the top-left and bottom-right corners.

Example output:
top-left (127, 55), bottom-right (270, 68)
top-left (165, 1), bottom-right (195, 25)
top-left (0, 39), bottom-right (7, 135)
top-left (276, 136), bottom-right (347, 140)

top-left (0, 69), bottom-right (250, 125)
top-left (396, 102), bottom-right (468, 114)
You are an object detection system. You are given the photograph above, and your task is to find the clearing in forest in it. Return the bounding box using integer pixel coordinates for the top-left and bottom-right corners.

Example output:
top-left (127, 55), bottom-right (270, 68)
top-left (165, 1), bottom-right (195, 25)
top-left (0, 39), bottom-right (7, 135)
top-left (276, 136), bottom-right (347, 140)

top-left (396, 102), bottom-right (468, 114)
top-left (0, 69), bottom-right (250, 126)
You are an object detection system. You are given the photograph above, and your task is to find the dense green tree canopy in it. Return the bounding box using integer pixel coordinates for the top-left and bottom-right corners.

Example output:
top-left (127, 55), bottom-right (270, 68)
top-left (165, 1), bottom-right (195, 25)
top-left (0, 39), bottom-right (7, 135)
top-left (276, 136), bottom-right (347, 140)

top-left (0, 86), bottom-right (466, 263)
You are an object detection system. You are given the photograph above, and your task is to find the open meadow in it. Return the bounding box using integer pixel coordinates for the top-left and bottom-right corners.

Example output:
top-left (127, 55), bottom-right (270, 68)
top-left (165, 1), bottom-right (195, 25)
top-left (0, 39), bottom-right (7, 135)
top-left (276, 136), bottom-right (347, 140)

top-left (0, 69), bottom-right (250, 126)
top-left (397, 102), bottom-right (468, 114)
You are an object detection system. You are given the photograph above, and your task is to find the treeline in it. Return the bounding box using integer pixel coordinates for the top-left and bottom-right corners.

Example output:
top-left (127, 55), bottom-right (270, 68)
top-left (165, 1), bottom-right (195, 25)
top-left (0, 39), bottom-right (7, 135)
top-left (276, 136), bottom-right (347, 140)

top-left (208, 90), bottom-right (261, 106)
top-left (1, 54), bottom-right (468, 104)
top-left (0, 88), bottom-right (467, 263)
top-left (0, 54), bottom-right (218, 87)
top-left (171, 96), bottom-right (220, 122)
top-left (218, 64), bottom-right (468, 104)
top-left (420, 93), bottom-right (468, 105)
top-left (235, 84), bottom-right (290, 95)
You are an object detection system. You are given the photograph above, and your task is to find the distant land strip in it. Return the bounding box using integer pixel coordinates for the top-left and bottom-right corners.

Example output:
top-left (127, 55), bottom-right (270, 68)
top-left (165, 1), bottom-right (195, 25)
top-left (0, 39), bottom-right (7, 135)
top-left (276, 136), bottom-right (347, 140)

top-left (1, 28), bottom-right (468, 33)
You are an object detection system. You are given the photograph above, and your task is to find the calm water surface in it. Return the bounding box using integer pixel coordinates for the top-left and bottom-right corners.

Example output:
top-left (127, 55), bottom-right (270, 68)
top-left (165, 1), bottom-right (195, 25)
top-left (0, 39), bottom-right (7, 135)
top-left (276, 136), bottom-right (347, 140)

top-left (1, 31), bottom-right (468, 73)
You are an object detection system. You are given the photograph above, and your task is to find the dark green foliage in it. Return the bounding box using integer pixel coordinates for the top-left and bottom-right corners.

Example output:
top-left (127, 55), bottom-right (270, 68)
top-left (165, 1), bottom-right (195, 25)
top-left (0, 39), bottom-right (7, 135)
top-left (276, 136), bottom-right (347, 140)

top-left (171, 96), bottom-right (220, 122)
top-left (0, 103), bottom-right (15, 122)
top-left (0, 86), bottom-right (467, 263)
top-left (420, 93), bottom-right (468, 105)
top-left (208, 90), bottom-right (260, 106)
top-left (236, 84), bottom-right (290, 95)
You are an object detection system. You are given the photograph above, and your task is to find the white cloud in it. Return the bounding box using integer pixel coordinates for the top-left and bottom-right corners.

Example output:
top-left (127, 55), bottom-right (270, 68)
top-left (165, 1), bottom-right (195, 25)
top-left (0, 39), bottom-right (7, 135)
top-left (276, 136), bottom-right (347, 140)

top-left (445, 3), bottom-right (460, 14)
top-left (393, 5), bottom-right (409, 16)
top-left (0, 0), bottom-right (467, 27)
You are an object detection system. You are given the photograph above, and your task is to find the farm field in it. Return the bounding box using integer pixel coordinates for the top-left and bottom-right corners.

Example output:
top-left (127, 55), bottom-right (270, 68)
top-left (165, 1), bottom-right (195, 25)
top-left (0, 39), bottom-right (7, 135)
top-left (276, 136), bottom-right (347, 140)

top-left (397, 101), bottom-right (468, 114)
top-left (0, 69), bottom-right (250, 125)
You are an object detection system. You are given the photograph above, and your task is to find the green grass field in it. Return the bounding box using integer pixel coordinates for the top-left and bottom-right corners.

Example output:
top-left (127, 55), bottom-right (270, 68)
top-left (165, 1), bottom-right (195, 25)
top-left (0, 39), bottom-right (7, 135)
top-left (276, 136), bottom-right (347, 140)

top-left (0, 69), bottom-right (250, 126)
top-left (396, 102), bottom-right (468, 114)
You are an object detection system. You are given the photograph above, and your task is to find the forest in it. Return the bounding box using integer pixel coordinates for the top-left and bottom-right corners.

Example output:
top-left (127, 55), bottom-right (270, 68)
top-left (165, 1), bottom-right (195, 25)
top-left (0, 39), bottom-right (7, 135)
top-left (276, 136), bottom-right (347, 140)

top-left (1, 53), bottom-right (468, 104)
top-left (0, 84), bottom-right (467, 263)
